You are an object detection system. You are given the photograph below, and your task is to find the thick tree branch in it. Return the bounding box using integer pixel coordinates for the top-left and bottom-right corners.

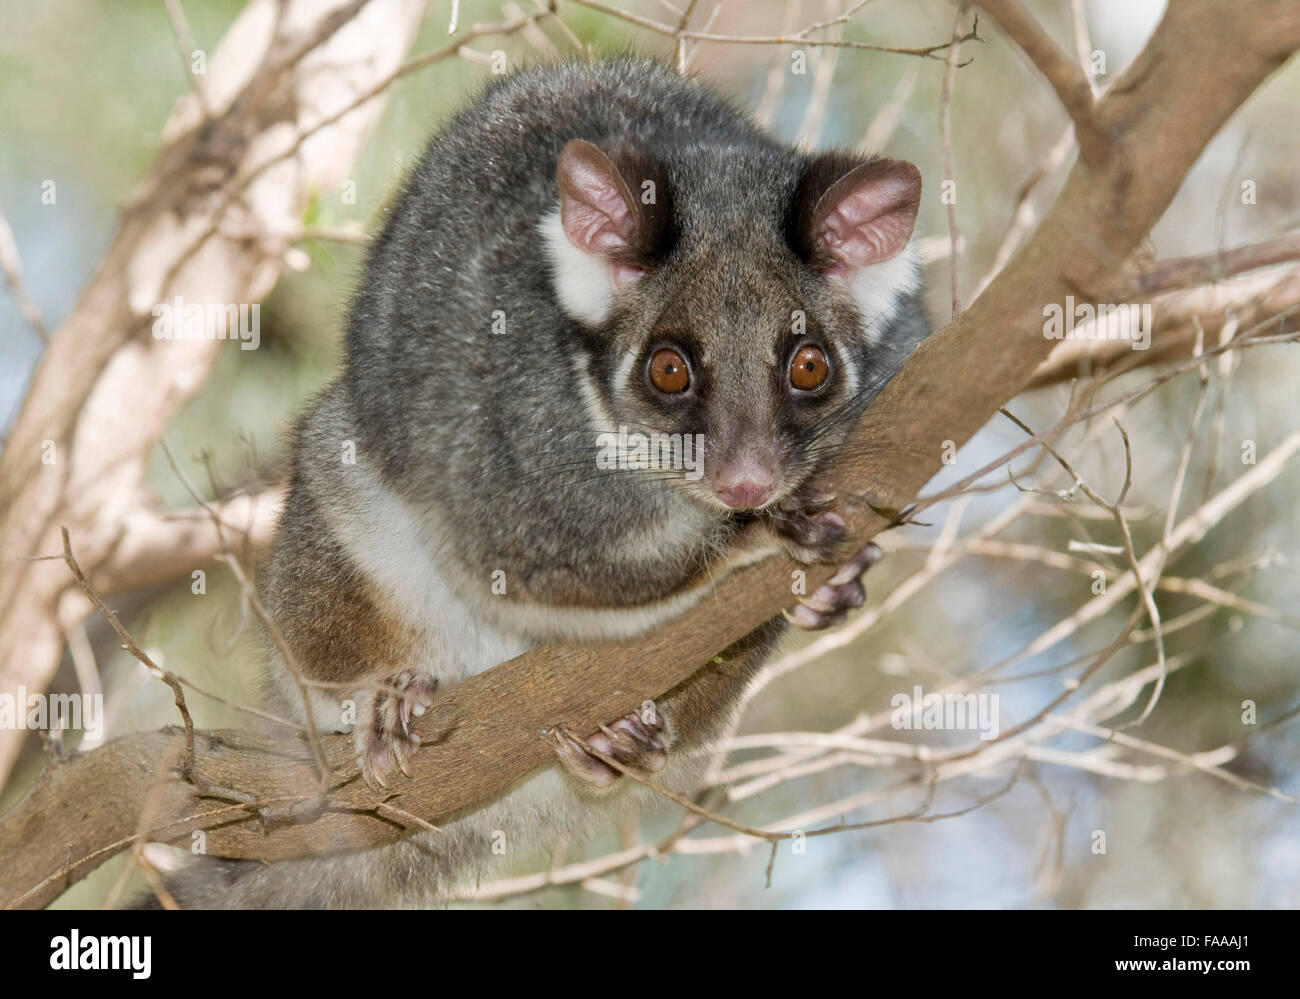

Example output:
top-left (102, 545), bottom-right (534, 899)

top-left (3, 0), bottom-right (1300, 910)
top-left (1027, 268), bottom-right (1300, 388)
top-left (1135, 232), bottom-right (1300, 296)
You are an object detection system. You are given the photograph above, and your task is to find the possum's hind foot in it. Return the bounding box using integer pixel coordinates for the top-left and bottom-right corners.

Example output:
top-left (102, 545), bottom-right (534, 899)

top-left (552, 709), bottom-right (668, 789)
top-left (358, 669), bottom-right (439, 790)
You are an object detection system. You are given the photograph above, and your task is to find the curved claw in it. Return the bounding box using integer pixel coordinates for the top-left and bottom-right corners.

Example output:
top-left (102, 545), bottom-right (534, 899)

top-left (358, 670), bottom-right (438, 791)
top-left (553, 727), bottom-right (621, 789)
top-left (830, 540), bottom-right (883, 584)
top-left (554, 710), bottom-right (669, 789)
top-left (596, 715), bottom-right (668, 773)
top-left (786, 541), bottom-right (884, 631)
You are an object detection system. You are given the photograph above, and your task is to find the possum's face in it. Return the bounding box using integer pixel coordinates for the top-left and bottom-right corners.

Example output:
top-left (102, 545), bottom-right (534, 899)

top-left (542, 140), bottom-right (922, 514)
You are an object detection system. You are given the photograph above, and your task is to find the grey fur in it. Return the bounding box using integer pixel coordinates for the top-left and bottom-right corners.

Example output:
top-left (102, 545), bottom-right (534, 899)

top-left (143, 56), bottom-right (929, 909)
top-left (341, 55), bottom-right (927, 604)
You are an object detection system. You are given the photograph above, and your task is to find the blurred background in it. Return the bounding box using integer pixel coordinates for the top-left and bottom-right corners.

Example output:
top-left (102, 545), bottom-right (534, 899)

top-left (1, 0), bottom-right (1297, 908)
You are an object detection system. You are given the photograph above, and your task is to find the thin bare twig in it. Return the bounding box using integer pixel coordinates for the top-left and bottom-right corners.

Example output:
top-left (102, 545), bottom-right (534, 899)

top-left (159, 442), bottom-right (332, 791)
top-left (58, 528), bottom-right (198, 785)
top-left (978, 0), bottom-right (1108, 165)
top-left (940, 7), bottom-right (967, 317)
top-left (0, 200), bottom-right (48, 342)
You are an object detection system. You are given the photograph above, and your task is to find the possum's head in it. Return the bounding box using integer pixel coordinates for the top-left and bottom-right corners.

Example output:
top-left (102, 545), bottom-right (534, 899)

top-left (541, 138), bottom-right (924, 514)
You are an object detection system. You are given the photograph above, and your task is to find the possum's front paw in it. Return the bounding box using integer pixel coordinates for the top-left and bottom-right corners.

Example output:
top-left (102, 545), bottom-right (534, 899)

top-left (357, 669), bottom-right (439, 790)
top-left (552, 708), bottom-right (668, 789)
top-left (767, 484), bottom-right (848, 563)
top-left (767, 484), bottom-right (883, 629)
top-left (785, 540), bottom-right (883, 630)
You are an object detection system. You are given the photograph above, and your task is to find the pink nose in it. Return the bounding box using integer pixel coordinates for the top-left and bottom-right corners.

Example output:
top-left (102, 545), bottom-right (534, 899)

top-left (713, 473), bottom-right (777, 510)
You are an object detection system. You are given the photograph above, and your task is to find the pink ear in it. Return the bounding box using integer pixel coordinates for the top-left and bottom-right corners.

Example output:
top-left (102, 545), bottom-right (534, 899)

top-left (556, 139), bottom-right (639, 256)
top-left (810, 158), bottom-right (921, 274)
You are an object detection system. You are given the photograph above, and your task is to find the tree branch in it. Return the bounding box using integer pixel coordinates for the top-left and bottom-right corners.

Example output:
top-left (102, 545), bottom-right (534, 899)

top-left (977, 0), bottom-right (1109, 166)
top-left (0, 0), bottom-right (427, 784)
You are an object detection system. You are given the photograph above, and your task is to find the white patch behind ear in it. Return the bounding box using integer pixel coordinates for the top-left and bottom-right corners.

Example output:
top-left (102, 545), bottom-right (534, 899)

top-left (843, 240), bottom-right (921, 344)
top-left (540, 208), bottom-right (615, 325)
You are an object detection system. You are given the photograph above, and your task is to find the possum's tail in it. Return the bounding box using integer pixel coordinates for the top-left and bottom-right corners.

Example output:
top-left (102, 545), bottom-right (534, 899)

top-left (126, 844), bottom-right (432, 909)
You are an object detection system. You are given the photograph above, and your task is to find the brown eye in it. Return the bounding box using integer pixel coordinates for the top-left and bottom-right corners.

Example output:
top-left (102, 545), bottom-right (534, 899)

top-left (649, 348), bottom-right (690, 394)
top-left (789, 344), bottom-right (830, 391)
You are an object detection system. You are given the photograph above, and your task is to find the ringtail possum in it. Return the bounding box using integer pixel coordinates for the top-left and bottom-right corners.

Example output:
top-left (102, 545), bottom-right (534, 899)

top-left (153, 56), bottom-right (929, 908)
